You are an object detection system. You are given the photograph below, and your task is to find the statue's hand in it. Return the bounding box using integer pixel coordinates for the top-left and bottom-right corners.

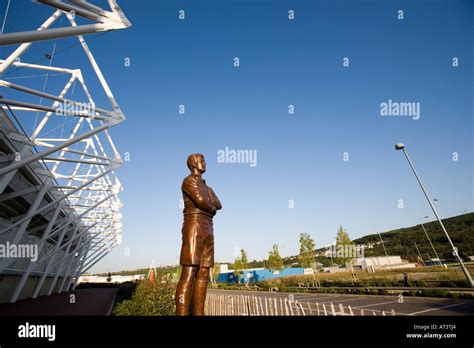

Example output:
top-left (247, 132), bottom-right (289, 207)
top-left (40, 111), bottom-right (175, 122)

top-left (207, 186), bottom-right (222, 210)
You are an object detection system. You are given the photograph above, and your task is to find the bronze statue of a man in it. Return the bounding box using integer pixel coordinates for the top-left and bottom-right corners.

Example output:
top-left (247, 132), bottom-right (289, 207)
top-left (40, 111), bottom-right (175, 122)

top-left (176, 153), bottom-right (222, 316)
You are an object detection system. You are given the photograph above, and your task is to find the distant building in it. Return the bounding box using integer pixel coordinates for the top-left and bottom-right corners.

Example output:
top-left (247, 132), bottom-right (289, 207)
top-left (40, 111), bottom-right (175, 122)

top-left (218, 264), bottom-right (230, 273)
top-left (217, 267), bottom-right (311, 284)
top-left (321, 256), bottom-right (416, 273)
top-left (78, 274), bottom-right (145, 284)
top-left (354, 256), bottom-right (416, 272)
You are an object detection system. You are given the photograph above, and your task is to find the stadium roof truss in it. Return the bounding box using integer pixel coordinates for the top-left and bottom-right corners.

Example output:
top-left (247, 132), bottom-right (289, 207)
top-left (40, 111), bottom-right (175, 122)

top-left (0, 1), bottom-right (130, 302)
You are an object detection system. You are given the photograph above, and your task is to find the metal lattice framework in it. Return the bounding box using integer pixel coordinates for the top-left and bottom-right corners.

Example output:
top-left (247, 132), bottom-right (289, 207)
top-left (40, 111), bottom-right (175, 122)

top-left (0, 1), bottom-right (130, 303)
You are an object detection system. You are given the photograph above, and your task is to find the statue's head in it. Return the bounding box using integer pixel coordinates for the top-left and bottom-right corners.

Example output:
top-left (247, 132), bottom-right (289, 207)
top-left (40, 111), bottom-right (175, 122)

top-left (187, 153), bottom-right (206, 174)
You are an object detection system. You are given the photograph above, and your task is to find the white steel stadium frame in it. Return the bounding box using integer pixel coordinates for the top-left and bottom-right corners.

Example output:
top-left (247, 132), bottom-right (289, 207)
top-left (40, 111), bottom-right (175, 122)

top-left (0, 0), bottom-right (130, 303)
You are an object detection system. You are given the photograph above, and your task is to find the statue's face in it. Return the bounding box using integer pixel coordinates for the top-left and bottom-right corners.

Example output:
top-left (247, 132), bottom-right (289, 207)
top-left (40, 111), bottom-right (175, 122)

top-left (194, 155), bottom-right (206, 173)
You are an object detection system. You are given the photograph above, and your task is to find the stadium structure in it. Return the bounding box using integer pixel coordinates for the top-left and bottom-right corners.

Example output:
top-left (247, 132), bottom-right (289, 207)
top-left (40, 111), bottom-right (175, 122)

top-left (0, 1), bottom-right (130, 303)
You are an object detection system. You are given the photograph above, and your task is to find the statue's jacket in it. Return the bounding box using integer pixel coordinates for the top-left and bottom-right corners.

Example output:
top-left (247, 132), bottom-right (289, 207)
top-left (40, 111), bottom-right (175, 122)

top-left (180, 174), bottom-right (221, 266)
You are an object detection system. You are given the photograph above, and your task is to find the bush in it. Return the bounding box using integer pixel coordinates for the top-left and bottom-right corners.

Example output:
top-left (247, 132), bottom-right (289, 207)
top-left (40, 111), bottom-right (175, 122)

top-left (113, 282), bottom-right (137, 306)
top-left (113, 278), bottom-right (176, 316)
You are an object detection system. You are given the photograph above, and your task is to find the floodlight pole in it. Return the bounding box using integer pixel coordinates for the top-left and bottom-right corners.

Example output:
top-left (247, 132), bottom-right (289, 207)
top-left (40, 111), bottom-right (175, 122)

top-left (378, 232), bottom-right (389, 257)
top-left (413, 242), bottom-right (424, 264)
top-left (420, 218), bottom-right (441, 266)
top-left (395, 143), bottom-right (474, 287)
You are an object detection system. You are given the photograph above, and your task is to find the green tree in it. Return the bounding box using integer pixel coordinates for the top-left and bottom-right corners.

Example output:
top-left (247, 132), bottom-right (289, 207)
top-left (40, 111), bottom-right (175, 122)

top-left (336, 225), bottom-right (351, 245)
top-left (267, 244), bottom-right (284, 272)
top-left (233, 249), bottom-right (249, 284)
top-left (335, 225), bottom-right (353, 264)
top-left (299, 233), bottom-right (316, 268)
top-left (233, 255), bottom-right (241, 276)
top-left (173, 265), bottom-right (182, 283)
top-left (240, 249), bottom-right (248, 270)
top-left (240, 249), bottom-right (249, 284)
top-left (211, 263), bottom-right (220, 284)
top-left (233, 249), bottom-right (248, 273)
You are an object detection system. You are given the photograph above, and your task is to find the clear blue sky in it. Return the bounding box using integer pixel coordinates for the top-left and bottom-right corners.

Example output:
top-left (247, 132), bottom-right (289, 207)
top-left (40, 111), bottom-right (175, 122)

top-left (3, 0), bottom-right (473, 273)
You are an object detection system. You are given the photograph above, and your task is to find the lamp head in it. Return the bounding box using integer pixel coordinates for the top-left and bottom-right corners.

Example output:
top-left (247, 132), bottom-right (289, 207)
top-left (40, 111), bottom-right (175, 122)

top-left (395, 143), bottom-right (405, 151)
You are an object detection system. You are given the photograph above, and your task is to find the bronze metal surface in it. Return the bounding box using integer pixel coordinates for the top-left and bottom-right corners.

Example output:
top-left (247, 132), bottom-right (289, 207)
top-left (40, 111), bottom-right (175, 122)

top-left (176, 153), bottom-right (221, 316)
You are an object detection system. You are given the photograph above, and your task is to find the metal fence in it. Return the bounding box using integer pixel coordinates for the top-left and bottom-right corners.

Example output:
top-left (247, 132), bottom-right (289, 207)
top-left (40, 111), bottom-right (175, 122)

top-left (205, 293), bottom-right (397, 316)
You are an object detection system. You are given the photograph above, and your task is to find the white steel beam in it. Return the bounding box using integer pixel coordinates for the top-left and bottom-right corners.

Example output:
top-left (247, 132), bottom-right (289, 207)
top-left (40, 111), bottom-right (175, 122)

top-left (0, 0), bottom-right (128, 302)
top-left (0, 10), bottom-right (62, 73)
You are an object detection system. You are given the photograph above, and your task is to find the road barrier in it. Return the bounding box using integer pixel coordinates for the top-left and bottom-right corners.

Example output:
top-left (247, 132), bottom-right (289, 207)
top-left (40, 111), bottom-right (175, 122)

top-left (204, 293), bottom-right (397, 316)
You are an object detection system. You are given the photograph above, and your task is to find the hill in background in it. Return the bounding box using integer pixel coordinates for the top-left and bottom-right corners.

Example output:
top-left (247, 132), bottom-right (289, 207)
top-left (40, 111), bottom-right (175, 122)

top-left (353, 212), bottom-right (474, 261)
top-left (101, 212), bottom-right (474, 275)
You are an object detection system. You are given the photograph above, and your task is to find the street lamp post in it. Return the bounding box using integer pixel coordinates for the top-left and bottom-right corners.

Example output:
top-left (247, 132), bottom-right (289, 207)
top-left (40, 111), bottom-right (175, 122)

top-left (420, 216), bottom-right (442, 266)
top-left (395, 143), bottom-right (474, 287)
top-left (413, 242), bottom-right (424, 265)
top-left (378, 232), bottom-right (389, 257)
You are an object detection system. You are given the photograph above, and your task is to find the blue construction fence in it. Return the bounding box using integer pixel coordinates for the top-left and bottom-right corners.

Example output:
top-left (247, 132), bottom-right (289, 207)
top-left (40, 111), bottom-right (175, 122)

top-left (217, 268), bottom-right (306, 284)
